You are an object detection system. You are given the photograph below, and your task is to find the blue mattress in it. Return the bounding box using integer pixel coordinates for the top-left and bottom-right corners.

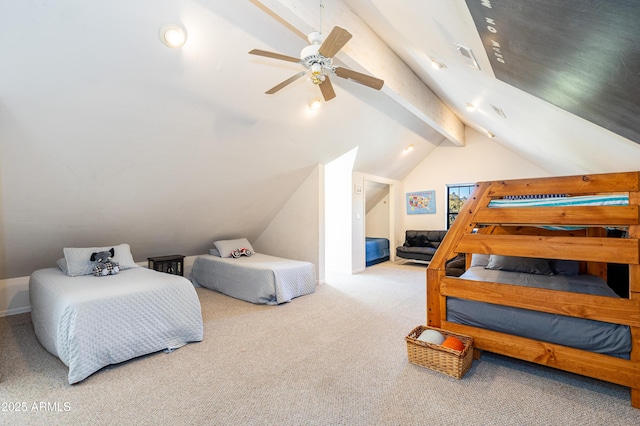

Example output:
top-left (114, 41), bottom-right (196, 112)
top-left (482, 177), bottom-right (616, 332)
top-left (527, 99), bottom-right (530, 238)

top-left (366, 237), bottom-right (390, 267)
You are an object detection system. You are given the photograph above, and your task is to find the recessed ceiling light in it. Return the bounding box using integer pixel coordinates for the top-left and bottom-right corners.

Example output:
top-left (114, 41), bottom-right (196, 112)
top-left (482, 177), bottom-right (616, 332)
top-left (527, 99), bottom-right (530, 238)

top-left (486, 130), bottom-right (495, 138)
top-left (308, 98), bottom-right (322, 110)
top-left (159, 24), bottom-right (187, 48)
top-left (404, 144), bottom-right (414, 153)
top-left (466, 103), bottom-right (477, 112)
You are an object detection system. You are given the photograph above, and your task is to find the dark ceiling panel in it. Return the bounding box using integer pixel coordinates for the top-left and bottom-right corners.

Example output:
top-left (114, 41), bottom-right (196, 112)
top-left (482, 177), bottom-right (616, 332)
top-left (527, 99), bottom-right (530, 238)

top-left (465, 0), bottom-right (640, 143)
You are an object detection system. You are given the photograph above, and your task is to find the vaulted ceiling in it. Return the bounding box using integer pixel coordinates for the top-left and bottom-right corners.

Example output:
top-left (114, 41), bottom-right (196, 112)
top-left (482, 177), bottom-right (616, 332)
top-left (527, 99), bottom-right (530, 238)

top-left (1, 0), bottom-right (639, 278)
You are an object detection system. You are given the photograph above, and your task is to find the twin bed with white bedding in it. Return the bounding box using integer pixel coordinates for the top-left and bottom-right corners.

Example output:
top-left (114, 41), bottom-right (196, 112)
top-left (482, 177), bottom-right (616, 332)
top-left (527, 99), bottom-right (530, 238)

top-left (29, 244), bottom-right (203, 384)
top-left (191, 254), bottom-right (316, 305)
top-left (190, 237), bottom-right (316, 304)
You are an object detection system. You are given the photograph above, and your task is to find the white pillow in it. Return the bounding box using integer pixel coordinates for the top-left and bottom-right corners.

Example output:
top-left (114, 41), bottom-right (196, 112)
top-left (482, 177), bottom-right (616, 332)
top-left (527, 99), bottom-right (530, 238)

top-left (208, 248), bottom-right (221, 257)
top-left (213, 238), bottom-right (255, 258)
top-left (62, 243), bottom-right (138, 276)
top-left (56, 258), bottom-right (69, 275)
top-left (469, 253), bottom-right (490, 268)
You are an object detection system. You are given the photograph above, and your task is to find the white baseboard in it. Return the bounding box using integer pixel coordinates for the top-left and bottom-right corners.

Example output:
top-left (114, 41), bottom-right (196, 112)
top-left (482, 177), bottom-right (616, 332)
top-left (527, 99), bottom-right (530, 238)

top-left (1, 276), bottom-right (31, 317)
top-left (2, 306), bottom-right (31, 317)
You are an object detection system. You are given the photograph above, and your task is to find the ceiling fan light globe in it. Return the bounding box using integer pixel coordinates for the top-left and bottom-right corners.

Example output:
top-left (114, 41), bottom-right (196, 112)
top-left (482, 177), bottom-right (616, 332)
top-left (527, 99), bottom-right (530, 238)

top-left (300, 45), bottom-right (319, 60)
top-left (307, 31), bottom-right (322, 45)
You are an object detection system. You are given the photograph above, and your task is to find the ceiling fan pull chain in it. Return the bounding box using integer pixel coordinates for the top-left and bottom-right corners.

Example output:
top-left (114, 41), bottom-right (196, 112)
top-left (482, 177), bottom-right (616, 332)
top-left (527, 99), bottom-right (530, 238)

top-left (319, 0), bottom-right (324, 36)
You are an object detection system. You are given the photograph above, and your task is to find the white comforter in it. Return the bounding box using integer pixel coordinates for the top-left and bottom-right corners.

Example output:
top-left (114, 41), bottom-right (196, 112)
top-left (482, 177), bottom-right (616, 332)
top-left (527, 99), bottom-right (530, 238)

top-left (190, 253), bottom-right (316, 305)
top-left (29, 267), bottom-right (203, 384)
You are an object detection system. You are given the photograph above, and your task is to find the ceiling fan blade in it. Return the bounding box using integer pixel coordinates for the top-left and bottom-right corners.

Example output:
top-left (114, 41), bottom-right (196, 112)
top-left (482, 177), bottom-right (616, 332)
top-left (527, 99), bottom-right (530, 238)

top-left (318, 26), bottom-right (352, 58)
top-left (319, 75), bottom-right (336, 101)
top-left (334, 67), bottom-right (384, 90)
top-left (265, 71), bottom-right (306, 94)
top-left (249, 49), bottom-right (300, 63)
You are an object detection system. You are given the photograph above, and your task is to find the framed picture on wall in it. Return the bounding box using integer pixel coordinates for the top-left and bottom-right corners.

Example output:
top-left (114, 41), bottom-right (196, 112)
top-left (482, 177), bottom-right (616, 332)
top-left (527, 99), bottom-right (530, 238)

top-left (406, 190), bottom-right (436, 214)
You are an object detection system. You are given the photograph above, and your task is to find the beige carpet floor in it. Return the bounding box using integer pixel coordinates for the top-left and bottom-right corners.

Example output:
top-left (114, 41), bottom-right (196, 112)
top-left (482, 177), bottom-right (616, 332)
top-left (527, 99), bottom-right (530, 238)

top-left (1, 261), bottom-right (639, 425)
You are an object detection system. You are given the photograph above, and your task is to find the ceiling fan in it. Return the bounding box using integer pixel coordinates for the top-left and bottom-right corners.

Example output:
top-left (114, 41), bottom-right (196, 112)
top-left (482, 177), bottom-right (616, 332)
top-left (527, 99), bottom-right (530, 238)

top-left (249, 26), bottom-right (384, 102)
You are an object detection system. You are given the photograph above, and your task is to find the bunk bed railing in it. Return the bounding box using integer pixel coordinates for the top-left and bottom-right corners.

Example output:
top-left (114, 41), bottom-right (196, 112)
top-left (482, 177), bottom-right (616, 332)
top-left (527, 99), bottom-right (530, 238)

top-left (456, 233), bottom-right (639, 264)
top-left (486, 171), bottom-right (640, 196)
top-left (473, 205), bottom-right (639, 226)
top-left (440, 278), bottom-right (640, 327)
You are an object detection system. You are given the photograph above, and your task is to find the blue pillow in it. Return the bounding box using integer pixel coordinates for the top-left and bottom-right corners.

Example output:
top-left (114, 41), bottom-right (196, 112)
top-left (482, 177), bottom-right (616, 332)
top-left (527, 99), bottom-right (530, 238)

top-left (486, 255), bottom-right (553, 275)
top-left (551, 260), bottom-right (580, 276)
top-left (470, 253), bottom-right (490, 268)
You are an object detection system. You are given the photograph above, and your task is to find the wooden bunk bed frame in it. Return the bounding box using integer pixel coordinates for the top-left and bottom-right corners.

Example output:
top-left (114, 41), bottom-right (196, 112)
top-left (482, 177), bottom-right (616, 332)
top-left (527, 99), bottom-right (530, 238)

top-left (426, 171), bottom-right (640, 408)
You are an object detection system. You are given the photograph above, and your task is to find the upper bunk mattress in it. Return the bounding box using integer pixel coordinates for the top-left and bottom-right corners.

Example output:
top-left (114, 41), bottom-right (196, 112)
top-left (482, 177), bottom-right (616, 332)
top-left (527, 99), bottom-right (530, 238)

top-left (488, 193), bottom-right (629, 208)
top-left (446, 266), bottom-right (631, 357)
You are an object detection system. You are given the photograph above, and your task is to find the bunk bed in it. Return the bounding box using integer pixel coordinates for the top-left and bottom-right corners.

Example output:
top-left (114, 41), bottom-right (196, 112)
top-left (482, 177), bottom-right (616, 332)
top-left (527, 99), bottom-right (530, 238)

top-left (426, 171), bottom-right (640, 409)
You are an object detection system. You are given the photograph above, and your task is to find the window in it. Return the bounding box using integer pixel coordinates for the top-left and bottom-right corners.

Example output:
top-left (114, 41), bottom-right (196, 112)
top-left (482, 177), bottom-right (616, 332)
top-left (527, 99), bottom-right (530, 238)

top-left (447, 183), bottom-right (475, 229)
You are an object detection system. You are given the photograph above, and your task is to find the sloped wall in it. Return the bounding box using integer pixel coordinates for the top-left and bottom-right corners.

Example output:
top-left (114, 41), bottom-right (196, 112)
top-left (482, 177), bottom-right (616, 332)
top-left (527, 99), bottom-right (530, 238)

top-left (365, 192), bottom-right (390, 238)
top-left (253, 164), bottom-right (324, 283)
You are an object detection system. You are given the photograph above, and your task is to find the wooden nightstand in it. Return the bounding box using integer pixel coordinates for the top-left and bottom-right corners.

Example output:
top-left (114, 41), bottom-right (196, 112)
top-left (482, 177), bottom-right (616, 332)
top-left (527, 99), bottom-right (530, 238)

top-left (147, 254), bottom-right (185, 276)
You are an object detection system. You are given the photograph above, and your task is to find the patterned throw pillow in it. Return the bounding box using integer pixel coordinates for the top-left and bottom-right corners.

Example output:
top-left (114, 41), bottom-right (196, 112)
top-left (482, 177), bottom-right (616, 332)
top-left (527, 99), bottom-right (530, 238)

top-left (230, 248), bottom-right (253, 258)
top-left (93, 261), bottom-right (120, 277)
top-left (213, 238), bottom-right (255, 258)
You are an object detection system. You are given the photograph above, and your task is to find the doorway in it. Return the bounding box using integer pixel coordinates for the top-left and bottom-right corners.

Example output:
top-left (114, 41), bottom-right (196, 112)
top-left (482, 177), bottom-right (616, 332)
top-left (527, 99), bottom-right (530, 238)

top-left (364, 180), bottom-right (391, 267)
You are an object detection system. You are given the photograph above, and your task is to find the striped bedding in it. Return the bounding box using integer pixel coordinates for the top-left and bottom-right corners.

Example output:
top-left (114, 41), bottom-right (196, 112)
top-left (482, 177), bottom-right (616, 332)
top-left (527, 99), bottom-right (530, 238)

top-left (488, 194), bottom-right (629, 208)
top-left (488, 194), bottom-right (629, 230)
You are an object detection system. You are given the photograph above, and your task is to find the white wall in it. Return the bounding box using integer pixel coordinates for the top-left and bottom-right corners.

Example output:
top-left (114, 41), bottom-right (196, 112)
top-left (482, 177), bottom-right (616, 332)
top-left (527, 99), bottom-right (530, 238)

top-left (325, 149), bottom-right (358, 274)
top-left (365, 193), bottom-right (390, 238)
top-left (401, 127), bottom-right (552, 233)
top-left (254, 164), bottom-right (325, 283)
top-left (325, 148), bottom-right (401, 275)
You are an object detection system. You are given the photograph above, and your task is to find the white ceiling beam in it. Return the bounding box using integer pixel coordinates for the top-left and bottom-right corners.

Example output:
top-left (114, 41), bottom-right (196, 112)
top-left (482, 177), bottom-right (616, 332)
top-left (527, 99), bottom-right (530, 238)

top-left (250, 0), bottom-right (465, 146)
